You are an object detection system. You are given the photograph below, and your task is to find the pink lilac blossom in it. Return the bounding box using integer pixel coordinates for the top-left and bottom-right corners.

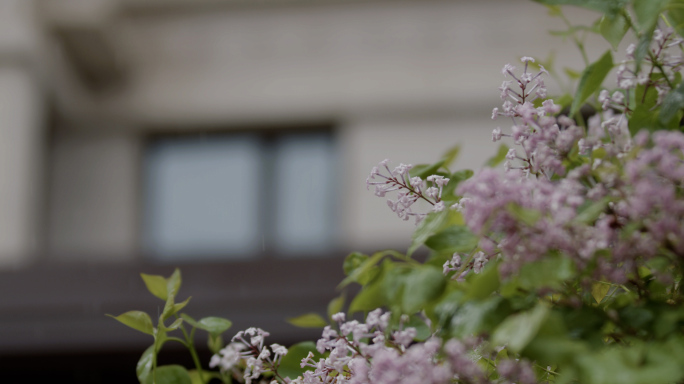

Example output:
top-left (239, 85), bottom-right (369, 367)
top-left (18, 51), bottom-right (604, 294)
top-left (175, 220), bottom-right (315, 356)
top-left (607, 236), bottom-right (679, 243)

top-left (456, 125), bottom-right (684, 283)
top-left (490, 57), bottom-right (583, 178)
top-left (225, 327), bottom-right (288, 384)
top-left (601, 28), bottom-right (684, 117)
top-left (291, 310), bottom-right (524, 384)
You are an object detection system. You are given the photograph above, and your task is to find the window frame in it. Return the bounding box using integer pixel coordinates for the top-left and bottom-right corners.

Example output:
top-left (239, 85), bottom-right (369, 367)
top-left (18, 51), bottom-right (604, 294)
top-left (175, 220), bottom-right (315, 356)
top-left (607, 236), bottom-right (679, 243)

top-left (139, 123), bottom-right (338, 261)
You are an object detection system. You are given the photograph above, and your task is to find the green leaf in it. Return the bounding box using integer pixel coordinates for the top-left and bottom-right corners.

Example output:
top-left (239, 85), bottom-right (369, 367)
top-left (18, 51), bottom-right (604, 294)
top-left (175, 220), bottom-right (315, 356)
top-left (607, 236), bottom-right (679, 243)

top-left (141, 273), bottom-right (169, 301)
top-left (635, 77), bottom-right (659, 109)
top-left (327, 292), bottom-right (345, 321)
top-left (440, 145), bottom-right (461, 169)
top-left (287, 313), bottom-right (328, 328)
top-left (166, 268), bottom-right (182, 298)
top-left (137, 345), bottom-right (155, 384)
top-left (402, 266), bottom-right (446, 314)
top-left (450, 297), bottom-right (512, 338)
top-left (406, 314), bottom-right (432, 341)
top-left (207, 333), bottom-right (223, 354)
top-left (564, 67), bottom-right (582, 80)
top-left (409, 161), bottom-right (445, 180)
top-left (338, 251), bottom-right (384, 288)
top-left (599, 13), bottom-right (629, 49)
top-left (408, 210), bottom-right (457, 256)
top-left (515, 254), bottom-right (576, 291)
top-left (349, 277), bottom-right (388, 314)
top-left (187, 370), bottom-right (215, 384)
top-left (181, 314), bottom-right (233, 335)
top-left (571, 50), bottom-right (613, 117)
top-left (465, 261), bottom-right (500, 301)
top-left (441, 170), bottom-right (474, 201)
top-left (161, 318), bottom-right (184, 332)
top-left (485, 144), bottom-right (510, 168)
top-left (343, 252), bottom-right (369, 276)
top-left (152, 365), bottom-right (192, 384)
top-left (198, 316), bottom-right (232, 335)
top-left (492, 304), bottom-right (549, 353)
top-left (591, 282), bottom-right (611, 304)
top-left (634, 30), bottom-right (653, 73)
top-left (659, 81), bottom-right (684, 125)
top-left (162, 296), bottom-right (191, 320)
top-left (424, 225), bottom-right (479, 254)
top-left (532, 0), bottom-right (629, 15)
top-left (279, 342), bottom-right (325, 380)
top-left (574, 197), bottom-right (611, 224)
top-left (574, 340), bottom-right (684, 384)
top-left (525, 336), bottom-right (587, 366)
top-left (381, 263), bottom-right (409, 304)
top-left (108, 311), bottom-right (154, 336)
top-left (633, 0), bottom-right (669, 32)
top-left (629, 104), bottom-right (657, 135)
top-left (668, 0), bottom-right (684, 38)
top-left (506, 203), bottom-right (542, 226)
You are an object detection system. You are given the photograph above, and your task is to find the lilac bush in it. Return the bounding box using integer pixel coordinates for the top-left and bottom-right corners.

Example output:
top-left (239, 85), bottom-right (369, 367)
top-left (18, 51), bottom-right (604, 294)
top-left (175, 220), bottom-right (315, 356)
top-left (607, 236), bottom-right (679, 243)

top-left (112, 1), bottom-right (684, 383)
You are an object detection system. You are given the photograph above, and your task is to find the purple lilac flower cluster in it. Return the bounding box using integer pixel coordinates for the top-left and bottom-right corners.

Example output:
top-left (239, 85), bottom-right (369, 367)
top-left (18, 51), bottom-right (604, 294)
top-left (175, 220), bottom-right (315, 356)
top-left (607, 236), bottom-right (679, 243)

top-left (492, 57), bottom-right (584, 177)
top-left (600, 28), bottom-right (684, 113)
top-left (227, 311), bottom-right (540, 384)
top-left (366, 160), bottom-right (450, 224)
top-left (455, 49), bottom-right (684, 284)
top-left (210, 327), bottom-right (289, 384)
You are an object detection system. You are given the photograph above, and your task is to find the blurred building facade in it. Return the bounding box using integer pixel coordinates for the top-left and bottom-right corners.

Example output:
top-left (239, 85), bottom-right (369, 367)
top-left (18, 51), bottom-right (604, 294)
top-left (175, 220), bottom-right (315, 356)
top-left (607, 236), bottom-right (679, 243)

top-left (0, 0), bottom-right (604, 380)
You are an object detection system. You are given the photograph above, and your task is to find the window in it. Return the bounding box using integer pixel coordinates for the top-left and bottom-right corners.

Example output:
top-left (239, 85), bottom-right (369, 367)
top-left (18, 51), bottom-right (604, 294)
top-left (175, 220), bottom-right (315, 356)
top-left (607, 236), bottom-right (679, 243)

top-left (142, 130), bottom-right (337, 260)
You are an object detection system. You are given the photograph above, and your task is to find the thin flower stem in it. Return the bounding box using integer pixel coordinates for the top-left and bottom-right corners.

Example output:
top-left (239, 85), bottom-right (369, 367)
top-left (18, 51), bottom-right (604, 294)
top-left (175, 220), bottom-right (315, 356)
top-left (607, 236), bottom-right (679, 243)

top-left (176, 315), bottom-right (206, 383)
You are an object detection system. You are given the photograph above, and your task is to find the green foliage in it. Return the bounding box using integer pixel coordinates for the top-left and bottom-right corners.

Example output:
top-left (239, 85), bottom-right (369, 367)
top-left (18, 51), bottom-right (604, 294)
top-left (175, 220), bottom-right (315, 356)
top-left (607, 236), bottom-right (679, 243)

top-left (570, 50), bottom-right (613, 116)
top-left (533, 0), bottom-right (629, 15)
top-left (278, 342), bottom-right (324, 379)
top-left (668, 0), bottom-right (684, 37)
top-left (109, 311), bottom-right (155, 336)
top-left (424, 225), bottom-right (478, 254)
top-left (599, 13), bottom-right (629, 49)
top-left (492, 304), bottom-right (550, 353)
top-left (150, 366), bottom-right (193, 384)
top-left (110, 269), bottom-right (235, 384)
top-left (464, 261), bottom-right (501, 301)
top-left (408, 210), bottom-right (464, 256)
top-left (485, 144), bottom-right (510, 168)
top-left (633, 0), bottom-right (669, 32)
top-left (659, 81), bottom-right (684, 125)
top-left (287, 313), bottom-right (328, 328)
top-left (327, 292), bottom-right (346, 321)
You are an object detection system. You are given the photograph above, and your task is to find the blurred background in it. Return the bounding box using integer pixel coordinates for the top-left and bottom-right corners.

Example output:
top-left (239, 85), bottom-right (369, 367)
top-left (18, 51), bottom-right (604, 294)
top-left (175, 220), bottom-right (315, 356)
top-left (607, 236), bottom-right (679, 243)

top-left (0, 0), bottom-right (605, 381)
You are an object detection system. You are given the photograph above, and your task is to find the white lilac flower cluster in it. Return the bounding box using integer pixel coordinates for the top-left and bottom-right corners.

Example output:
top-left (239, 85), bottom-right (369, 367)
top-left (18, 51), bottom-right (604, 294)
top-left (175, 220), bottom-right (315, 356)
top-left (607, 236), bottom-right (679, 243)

top-left (600, 28), bottom-right (684, 113)
top-left (210, 327), bottom-right (289, 384)
top-left (366, 160), bottom-right (450, 224)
